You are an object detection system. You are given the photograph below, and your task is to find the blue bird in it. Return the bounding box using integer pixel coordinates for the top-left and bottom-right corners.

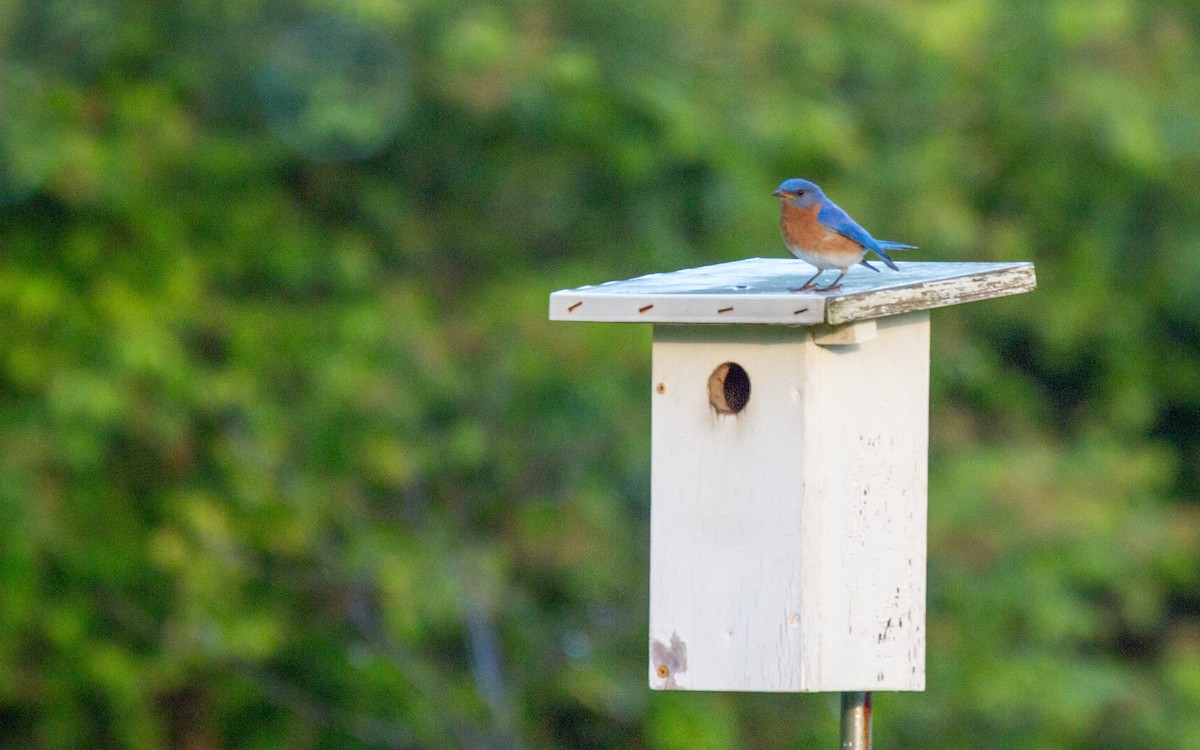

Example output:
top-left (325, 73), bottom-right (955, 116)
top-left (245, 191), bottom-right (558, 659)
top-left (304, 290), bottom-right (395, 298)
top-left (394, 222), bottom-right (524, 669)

top-left (772, 178), bottom-right (916, 292)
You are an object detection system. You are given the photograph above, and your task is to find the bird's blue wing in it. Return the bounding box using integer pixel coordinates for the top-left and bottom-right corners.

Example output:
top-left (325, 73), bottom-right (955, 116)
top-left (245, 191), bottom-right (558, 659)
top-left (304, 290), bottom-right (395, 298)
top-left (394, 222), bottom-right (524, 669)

top-left (818, 199), bottom-right (901, 270)
top-left (817, 199), bottom-right (882, 252)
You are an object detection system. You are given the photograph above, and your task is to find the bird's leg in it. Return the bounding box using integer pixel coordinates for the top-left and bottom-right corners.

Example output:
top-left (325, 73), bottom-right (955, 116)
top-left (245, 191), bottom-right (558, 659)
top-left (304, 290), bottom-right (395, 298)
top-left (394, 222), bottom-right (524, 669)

top-left (819, 270), bottom-right (847, 292)
top-left (789, 268), bottom-right (824, 292)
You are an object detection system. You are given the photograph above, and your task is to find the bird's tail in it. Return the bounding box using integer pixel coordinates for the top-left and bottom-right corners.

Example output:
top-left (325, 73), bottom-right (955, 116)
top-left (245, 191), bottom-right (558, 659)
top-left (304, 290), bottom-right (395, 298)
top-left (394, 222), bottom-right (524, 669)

top-left (877, 240), bottom-right (917, 251)
top-left (873, 240), bottom-right (914, 271)
top-left (872, 247), bottom-right (900, 271)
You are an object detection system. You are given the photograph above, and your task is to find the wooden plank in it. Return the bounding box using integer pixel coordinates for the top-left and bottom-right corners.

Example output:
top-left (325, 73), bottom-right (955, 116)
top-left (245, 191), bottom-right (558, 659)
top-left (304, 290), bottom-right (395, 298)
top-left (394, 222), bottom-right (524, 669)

top-left (797, 311), bottom-right (928, 691)
top-left (825, 263), bottom-right (1037, 325)
top-left (549, 291), bottom-right (826, 326)
top-left (550, 259), bottom-right (1035, 326)
top-left (649, 324), bottom-right (810, 691)
top-left (811, 319), bottom-right (877, 346)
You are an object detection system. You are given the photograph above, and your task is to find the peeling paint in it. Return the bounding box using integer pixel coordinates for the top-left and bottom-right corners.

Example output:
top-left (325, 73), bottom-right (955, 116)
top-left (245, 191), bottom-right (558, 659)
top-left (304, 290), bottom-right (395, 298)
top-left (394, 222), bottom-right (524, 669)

top-left (827, 264), bottom-right (1036, 325)
top-left (650, 633), bottom-right (688, 689)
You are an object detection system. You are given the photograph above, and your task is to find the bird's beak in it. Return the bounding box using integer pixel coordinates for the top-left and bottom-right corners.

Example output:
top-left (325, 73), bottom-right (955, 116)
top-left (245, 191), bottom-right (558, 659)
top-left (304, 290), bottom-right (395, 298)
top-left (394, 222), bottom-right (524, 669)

top-left (771, 189), bottom-right (784, 197)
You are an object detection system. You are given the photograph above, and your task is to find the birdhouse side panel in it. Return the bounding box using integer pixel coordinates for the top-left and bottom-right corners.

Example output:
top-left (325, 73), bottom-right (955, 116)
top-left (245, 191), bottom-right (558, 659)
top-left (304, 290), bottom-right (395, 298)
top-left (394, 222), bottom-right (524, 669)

top-left (798, 311), bottom-right (929, 691)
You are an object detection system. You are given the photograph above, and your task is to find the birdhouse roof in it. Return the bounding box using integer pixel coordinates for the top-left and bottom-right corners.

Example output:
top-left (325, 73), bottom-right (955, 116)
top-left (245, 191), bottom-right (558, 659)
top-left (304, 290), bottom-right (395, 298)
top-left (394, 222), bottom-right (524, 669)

top-left (549, 258), bottom-right (1035, 326)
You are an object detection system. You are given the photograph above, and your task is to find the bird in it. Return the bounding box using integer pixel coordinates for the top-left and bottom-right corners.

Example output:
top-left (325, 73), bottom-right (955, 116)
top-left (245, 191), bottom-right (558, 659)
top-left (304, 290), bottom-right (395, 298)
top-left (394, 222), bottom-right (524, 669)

top-left (772, 178), bottom-right (916, 292)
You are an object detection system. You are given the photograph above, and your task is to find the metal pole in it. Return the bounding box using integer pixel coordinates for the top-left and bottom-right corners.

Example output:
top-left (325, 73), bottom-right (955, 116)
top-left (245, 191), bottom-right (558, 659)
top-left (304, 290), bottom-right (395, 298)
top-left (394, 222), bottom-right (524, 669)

top-left (840, 692), bottom-right (872, 750)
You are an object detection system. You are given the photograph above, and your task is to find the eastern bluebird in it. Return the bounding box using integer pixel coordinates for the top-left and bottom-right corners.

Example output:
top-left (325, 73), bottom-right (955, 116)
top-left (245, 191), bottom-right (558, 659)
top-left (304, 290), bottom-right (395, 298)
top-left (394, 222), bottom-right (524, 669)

top-left (772, 178), bottom-right (916, 292)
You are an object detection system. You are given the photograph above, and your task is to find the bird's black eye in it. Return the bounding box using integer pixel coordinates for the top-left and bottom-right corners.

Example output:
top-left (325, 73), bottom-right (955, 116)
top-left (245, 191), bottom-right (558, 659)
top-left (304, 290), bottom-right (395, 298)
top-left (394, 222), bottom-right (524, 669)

top-left (796, 189), bottom-right (804, 196)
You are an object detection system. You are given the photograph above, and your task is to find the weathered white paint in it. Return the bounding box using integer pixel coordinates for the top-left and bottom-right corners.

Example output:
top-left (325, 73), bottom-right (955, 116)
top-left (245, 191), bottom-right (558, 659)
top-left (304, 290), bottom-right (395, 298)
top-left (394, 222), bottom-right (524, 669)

top-left (648, 312), bottom-right (929, 692)
top-left (549, 258), bottom-right (1034, 326)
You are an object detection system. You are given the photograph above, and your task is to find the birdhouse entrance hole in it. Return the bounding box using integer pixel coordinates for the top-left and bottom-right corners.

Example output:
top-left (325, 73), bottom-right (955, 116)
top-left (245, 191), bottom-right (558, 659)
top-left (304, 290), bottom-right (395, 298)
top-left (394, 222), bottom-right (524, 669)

top-left (707, 362), bottom-right (750, 414)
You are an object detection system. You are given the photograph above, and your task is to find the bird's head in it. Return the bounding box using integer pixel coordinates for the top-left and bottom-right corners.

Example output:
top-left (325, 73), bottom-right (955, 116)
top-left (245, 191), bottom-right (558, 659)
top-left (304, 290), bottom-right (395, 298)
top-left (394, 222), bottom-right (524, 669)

top-left (771, 178), bottom-right (824, 209)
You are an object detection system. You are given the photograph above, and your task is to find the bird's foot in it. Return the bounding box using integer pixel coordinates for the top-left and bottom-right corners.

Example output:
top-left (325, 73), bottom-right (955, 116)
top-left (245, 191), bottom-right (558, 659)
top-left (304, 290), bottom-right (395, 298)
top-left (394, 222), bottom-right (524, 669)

top-left (788, 284), bottom-right (817, 292)
top-left (818, 283), bottom-right (843, 292)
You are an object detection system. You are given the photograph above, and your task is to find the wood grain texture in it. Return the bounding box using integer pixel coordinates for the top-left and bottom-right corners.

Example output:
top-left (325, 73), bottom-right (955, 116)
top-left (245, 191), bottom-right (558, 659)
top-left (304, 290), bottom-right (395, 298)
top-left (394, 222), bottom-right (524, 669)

top-left (549, 259), bottom-right (1034, 326)
top-left (648, 313), bottom-right (929, 692)
top-left (824, 263), bottom-right (1036, 325)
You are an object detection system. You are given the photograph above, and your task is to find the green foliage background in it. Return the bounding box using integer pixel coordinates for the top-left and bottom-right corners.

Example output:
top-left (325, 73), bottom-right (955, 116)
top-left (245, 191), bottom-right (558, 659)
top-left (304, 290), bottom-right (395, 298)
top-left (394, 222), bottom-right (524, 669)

top-left (2, 1), bottom-right (1200, 747)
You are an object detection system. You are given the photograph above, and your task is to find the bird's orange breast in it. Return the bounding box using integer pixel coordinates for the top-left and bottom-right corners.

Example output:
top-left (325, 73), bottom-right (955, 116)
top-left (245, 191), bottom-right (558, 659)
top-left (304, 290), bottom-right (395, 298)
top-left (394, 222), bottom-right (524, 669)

top-left (780, 202), bottom-right (864, 269)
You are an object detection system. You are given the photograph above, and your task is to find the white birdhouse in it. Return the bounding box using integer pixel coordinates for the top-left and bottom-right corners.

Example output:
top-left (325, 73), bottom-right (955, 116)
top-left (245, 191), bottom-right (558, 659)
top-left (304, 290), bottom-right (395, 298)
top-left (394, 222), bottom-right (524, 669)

top-left (549, 258), bottom-right (1036, 693)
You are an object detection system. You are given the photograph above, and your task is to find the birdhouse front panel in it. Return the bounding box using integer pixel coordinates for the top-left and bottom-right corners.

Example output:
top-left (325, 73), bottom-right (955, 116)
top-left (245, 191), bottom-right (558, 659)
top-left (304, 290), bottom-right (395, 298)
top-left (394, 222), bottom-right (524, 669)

top-left (648, 312), bottom-right (930, 692)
